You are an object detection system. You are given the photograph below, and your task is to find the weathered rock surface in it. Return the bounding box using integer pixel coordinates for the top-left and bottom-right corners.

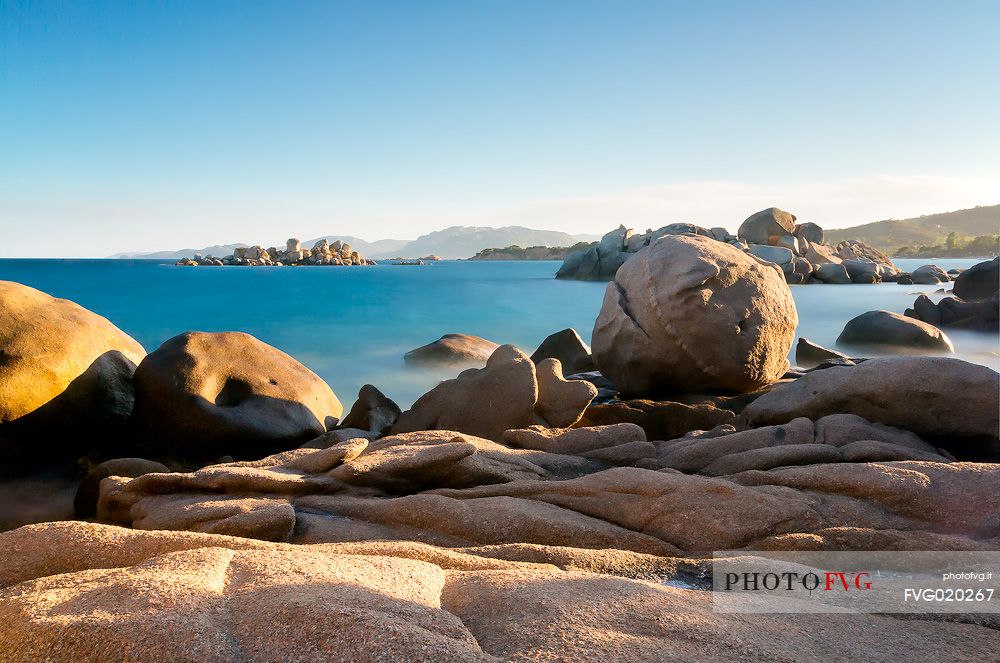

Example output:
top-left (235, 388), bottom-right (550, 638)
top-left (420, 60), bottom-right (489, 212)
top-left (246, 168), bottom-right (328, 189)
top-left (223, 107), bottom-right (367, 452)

top-left (654, 415), bottom-right (950, 475)
top-left (836, 310), bottom-right (954, 353)
top-left (5, 522), bottom-right (997, 663)
top-left (0, 282), bottom-right (146, 463)
top-left (87, 420), bottom-right (998, 555)
top-left (393, 345), bottom-right (538, 440)
top-left (741, 357), bottom-right (1000, 459)
top-left (393, 347), bottom-right (595, 439)
top-left (131, 331), bottom-right (343, 461)
top-left (529, 328), bottom-right (595, 375)
top-left (575, 399), bottom-right (736, 441)
top-left (533, 358), bottom-right (597, 427)
top-left (404, 334), bottom-right (500, 367)
top-left (953, 257), bottom-right (999, 301)
top-left (592, 234), bottom-right (797, 395)
top-left (503, 424), bottom-right (647, 455)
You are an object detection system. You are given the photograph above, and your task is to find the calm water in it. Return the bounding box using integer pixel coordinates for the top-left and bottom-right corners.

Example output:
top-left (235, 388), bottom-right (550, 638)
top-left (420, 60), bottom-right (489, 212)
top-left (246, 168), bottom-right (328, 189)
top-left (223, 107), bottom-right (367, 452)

top-left (0, 258), bottom-right (995, 408)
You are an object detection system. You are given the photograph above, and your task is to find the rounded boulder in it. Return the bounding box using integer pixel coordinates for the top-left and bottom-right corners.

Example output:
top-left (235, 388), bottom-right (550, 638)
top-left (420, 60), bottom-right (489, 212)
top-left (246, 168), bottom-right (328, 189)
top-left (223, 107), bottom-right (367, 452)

top-left (132, 332), bottom-right (343, 460)
top-left (837, 310), bottom-right (954, 353)
top-left (737, 207), bottom-right (797, 245)
top-left (0, 281), bottom-right (146, 461)
top-left (592, 234), bottom-right (798, 395)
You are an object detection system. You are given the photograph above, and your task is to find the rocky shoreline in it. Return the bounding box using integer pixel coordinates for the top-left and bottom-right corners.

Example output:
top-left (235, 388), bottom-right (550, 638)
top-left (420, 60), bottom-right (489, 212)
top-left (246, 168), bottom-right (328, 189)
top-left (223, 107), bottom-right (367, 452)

top-left (555, 207), bottom-right (959, 286)
top-left (175, 237), bottom-right (376, 266)
top-left (1, 238), bottom-right (998, 661)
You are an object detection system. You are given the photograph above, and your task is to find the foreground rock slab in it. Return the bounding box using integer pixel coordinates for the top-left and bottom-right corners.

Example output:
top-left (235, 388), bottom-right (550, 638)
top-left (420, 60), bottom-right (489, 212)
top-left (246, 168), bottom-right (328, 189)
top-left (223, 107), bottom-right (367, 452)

top-left (95, 428), bottom-right (999, 553)
top-left (1, 522), bottom-right (996, 663)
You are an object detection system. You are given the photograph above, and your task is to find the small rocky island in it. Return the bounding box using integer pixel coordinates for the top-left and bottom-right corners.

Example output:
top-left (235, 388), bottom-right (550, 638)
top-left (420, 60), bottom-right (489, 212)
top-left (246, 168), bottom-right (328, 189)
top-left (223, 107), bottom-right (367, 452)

top-left (175, 237), bottom-right (375, 266)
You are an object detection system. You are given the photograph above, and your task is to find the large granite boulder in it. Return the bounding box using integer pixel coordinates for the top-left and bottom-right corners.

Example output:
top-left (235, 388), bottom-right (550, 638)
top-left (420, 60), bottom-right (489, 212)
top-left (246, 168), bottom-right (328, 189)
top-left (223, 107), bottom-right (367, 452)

top-left (592, 234), bottom-right (797, 395)
top-left (911, 264), bottom-right (949, 285)
top-left (741, 356), bottom-right (1000, 459)
top-left (836, 310), bottom-right (954, 353)
top-left (736, 208), bottom-right (797, 245)
top-left (0, 282), bottom-right (146, 463)
top-left (131, 332), bottom-right (343, 461)
top-left (953, 257), bottom-right (999, 301)
top-left (404, 334), bottom-right (499, 366)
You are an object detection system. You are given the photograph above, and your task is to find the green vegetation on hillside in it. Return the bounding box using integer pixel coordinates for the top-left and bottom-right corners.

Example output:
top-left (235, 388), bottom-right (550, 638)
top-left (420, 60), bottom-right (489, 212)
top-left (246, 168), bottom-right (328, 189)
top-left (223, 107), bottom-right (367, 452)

top-left (826, 205), bottom-right (999, 253)
top-left (894, 233), bottom-right (999, 259)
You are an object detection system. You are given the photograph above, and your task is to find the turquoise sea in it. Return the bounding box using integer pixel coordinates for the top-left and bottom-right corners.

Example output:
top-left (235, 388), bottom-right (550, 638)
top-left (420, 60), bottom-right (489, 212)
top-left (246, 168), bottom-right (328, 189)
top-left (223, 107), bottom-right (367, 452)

top-left (0, 258), bottom-right (995, 408)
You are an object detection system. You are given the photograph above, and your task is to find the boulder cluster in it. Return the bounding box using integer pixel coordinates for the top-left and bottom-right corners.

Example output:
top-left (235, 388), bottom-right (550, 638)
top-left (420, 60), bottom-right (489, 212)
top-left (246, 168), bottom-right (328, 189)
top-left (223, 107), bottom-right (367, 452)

top-left (176, 237), bottom-right (376, 267)
top-left (556, 206), bottom-right (903, 284)
top-left (0, 240), bottom-right (998, 660)
top-left (904, 257), bottom-right (999, 332)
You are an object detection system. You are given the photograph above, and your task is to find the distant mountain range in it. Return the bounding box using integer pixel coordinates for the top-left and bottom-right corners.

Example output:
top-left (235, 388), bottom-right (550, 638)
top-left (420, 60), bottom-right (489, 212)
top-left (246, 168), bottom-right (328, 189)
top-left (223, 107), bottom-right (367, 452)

top-left (826, 205), bottom-right (999, 252)
top-left (110, 226), bottom-right (601, 260)
top-left (110, 207), bottom-right (997, 261)
top-left (369, 227), bottom-right (600, 259)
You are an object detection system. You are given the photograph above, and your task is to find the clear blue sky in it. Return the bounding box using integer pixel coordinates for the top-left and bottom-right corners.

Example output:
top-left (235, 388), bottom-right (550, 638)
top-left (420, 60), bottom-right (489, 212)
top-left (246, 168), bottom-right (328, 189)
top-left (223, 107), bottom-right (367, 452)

top-left (2, 0), bottom-right (998, 256)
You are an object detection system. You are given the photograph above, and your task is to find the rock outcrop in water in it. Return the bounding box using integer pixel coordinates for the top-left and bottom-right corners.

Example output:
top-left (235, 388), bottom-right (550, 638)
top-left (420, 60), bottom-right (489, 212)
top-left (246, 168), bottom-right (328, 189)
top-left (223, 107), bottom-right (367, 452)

top-left (903, 258), bottom-right (1000, 332)
top-left (554, 207), bottom-right (901, 285)
top-left (836, 310), bottom-right (955, 353)
top-left (404, 334), bottom-right (500, 367)
top-left (176, 237), bottom-right (376, 266)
